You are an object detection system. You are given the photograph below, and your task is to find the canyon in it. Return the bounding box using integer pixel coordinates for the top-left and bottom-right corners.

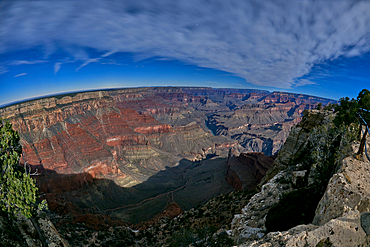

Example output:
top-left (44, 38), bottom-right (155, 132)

top-left (0, 87), bottom-right (337, 226)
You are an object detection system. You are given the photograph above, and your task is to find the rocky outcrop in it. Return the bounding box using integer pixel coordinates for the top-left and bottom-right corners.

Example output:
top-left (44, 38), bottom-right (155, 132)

top-left (226, 152), bottom-right (275, 191)
top-left (228, 110), bottom-right (334, 243)
top-left (241, 210), bottom-right (368, 247)
top-left (313, 154), bottom-right (370, 226)
top-left (229, 170), bottom-right (295, 243)
top-left (259, 110), bottom-right (334, 185)
top-left (238, 146), bottom-right (370, 247)
top-left (229, 110), bottom-right (370, 246)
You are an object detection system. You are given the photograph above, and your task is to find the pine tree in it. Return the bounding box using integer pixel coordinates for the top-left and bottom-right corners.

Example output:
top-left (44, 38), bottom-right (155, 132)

top-left (0, 119), bottom-right (45, 218)
top-left (333, 89), bottom-right (370, 158)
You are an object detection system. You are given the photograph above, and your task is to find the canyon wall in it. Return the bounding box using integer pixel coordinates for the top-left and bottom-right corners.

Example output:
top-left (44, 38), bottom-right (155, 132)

top-left (0, 87), bottom-right (337, 225)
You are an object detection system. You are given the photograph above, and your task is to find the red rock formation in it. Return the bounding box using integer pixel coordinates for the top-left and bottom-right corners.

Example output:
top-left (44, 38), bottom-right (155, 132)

top-left (226, 152), bottom-right (275, 191)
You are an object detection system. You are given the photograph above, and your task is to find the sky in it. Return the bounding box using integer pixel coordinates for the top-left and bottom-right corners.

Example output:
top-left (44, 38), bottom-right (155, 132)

top-left (1, 0), bottom-right (370, 107)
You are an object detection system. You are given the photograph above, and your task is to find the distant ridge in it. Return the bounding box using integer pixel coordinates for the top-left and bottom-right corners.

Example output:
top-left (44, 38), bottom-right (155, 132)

top-left (0, 86), bottom-right (337, 110)
top-left (0, 86), bottom-right (269, 109)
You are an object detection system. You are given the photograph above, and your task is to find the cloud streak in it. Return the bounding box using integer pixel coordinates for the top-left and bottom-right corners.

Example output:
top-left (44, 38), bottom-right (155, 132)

top-left (0, 65), bottom-right (8, 75)
top-left (14, 73), bottom-right (27, 78)
top-left (1, 0), bottom-right (370, 88)
top-left (10, 60), bottom-right (47, 66)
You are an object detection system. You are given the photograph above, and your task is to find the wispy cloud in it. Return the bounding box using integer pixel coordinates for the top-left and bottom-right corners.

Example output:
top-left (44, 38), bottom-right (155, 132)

top-left (76, 58), bottom-right (99, 71)
top-left (10, 60), bottom-right (47, 66)
top-left (294, 79), bottom-right (316, 87)
top-left (101, 50), bottom-right (116, 58)
top-left (0, 65), bottom-right (8, 75)
top-left (100, 59), bottom-right (122, 65)
top-left (75, 51), bottom-right (118, 71)
top-left (1, 1), bottom-right (370, 88)
top-left (53, 59), bottom-right (75, 74)
top-left (155, 58), bottom-right (173, 61)
top-left (54, 62), bottom-right (62, 74)
top-left (14, 73), bottom-right (27, 78)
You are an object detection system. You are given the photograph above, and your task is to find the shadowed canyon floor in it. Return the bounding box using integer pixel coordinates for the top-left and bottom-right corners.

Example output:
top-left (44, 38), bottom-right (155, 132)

top-left (36, 156), bottom-right (234, 225)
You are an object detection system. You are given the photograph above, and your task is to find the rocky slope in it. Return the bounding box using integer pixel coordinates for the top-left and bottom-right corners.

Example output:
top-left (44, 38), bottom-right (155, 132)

top-left (229, 110), bottom-right (370, 246)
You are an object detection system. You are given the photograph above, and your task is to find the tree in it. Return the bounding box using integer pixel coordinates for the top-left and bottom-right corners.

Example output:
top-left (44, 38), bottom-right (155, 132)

top-left (0, 119), bottom-right (45, 219)
top-left (333, 97), bottom-right (359, 127)
top-left (357, 89), bottom-right (370, 157)
top-left (333, 89), bottom-right (370, 158)
top-left (358, 89), bottom-right (370, 110)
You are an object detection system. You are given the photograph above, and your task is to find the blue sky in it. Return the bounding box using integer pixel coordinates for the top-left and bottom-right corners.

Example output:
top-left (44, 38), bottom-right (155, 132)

top-left (1, 0), bottom-right (370, 106)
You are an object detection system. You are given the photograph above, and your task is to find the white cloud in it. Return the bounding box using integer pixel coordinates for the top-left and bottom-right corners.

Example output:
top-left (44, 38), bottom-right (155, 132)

top-left (1, 1), bottom-right (370, 88)
top-left (14, 73), bottom-right (27, 78)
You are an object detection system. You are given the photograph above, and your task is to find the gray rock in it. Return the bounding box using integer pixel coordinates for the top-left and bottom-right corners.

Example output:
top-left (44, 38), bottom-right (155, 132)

top-left (313, 156), bottom-right (370, 226)
top-left (229, 170), bottom-right (294, 243)
top-left (361, 212), bottom-right (370, 235)
top-left (259, 110), bottom-right (334, 187)
top-left (241, 211), bottom-right (369, 247)
top-left (38, 217), bottom-right (70, 246)
top-left (292, 170), bottom-right (306, 187)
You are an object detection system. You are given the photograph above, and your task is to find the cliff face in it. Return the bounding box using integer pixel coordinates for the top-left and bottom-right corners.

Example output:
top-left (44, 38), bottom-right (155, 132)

top-left (0, 88), bottom-right (336, 184)
top-left (0, 89), bottom-right (235, 185)
top-left (226, 152), bottom-right (275, 191)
